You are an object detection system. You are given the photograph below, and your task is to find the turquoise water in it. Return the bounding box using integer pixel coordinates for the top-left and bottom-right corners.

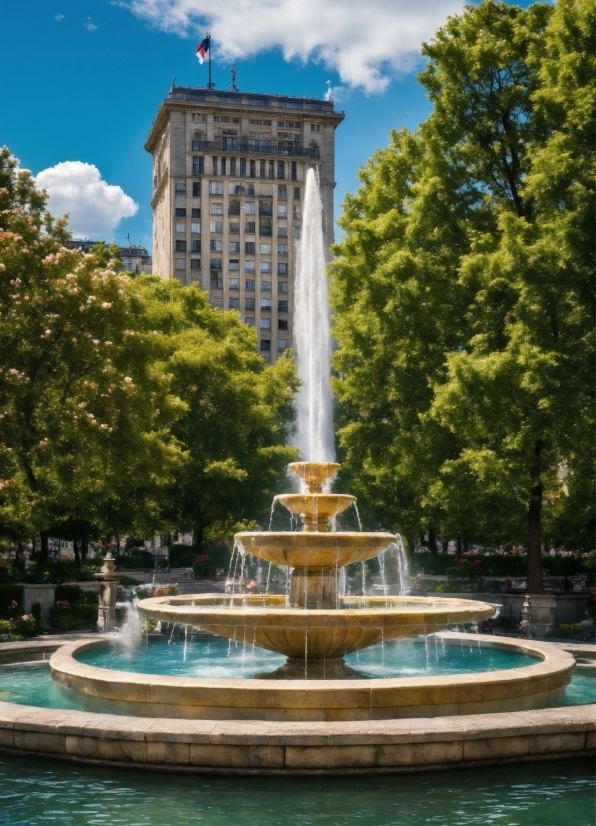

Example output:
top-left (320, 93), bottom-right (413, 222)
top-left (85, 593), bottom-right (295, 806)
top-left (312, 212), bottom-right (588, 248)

top-left (75, 635), bottom-right (541, 679)
top-left (0, 753), bottom-right (593, 825)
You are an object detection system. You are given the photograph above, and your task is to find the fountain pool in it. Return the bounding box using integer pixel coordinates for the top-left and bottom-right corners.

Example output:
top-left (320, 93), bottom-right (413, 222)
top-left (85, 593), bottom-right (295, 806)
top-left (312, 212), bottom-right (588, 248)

top-left (0, 753), bottom-right (594, 826)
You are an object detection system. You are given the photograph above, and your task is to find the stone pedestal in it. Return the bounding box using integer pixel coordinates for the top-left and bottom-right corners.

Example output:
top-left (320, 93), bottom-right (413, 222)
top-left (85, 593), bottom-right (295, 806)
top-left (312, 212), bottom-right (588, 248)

top-left (22, 584), bottom-right (55, 627)
top-left (94, 554), bottom-right (121, 632)
top-left (521, 594), bottom-right (557, 639)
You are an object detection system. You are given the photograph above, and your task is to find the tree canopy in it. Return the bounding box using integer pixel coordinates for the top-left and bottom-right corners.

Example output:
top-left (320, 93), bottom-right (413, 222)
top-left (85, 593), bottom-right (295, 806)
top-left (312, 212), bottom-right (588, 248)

top-left (330, 0), bottom-right (595, 589)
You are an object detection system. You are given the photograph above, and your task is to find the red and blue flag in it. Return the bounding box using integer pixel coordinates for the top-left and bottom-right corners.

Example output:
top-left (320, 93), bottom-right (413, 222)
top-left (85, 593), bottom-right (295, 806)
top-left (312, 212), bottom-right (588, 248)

top-left (196, 37), bottom-right (210, 64)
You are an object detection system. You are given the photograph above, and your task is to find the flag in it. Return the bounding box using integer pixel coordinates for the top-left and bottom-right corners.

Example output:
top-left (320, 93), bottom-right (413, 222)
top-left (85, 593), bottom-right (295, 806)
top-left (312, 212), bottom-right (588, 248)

top-left (196, 37), bottom-right (210, 64)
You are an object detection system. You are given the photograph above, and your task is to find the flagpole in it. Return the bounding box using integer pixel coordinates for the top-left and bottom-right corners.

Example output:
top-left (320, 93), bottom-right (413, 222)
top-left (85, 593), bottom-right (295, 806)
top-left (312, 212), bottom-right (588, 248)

top-left (207, 31), bottom-right (214, 89)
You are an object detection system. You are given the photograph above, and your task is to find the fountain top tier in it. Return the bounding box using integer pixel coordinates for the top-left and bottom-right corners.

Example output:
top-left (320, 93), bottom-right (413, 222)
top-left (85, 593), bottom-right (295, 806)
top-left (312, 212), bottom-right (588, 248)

top-left (277, 462), bottom-right (355, 532)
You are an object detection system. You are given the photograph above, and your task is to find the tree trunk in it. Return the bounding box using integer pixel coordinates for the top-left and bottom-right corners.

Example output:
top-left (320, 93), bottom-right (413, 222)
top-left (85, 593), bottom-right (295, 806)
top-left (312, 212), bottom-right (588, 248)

top-left (39, 532), bottom-right (49, 566)
top-left (194, 519), bottom-right (204, 552)
top-left (456, 534), bottom-right (462, 556)
top-left (81, 533), bottom-right (88, 564)
top-left (115, 534), bottom-right (120, 559)
top-left (73, 538), bottom-right (81, 569)
top-left (428, 528), bottom-right (437, 555)
top-left (527, 440), bottom-right (544, 593)
top-left (441, 538), bottom-right (449, 554)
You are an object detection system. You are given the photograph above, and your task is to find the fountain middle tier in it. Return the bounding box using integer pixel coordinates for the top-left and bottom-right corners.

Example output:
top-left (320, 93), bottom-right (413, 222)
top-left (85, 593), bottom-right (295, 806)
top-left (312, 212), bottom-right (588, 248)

top-left (236, 530), bottom-right (394, 609)
top-left (138, 594), bottom-right (495, 679)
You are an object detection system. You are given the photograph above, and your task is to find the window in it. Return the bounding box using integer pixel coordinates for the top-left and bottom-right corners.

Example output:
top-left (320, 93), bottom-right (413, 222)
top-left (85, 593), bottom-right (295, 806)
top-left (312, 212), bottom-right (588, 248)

top-left (210, 258), bottom-right (222, 269)
top-left (245, 221), bottom-right (256, 234)
top-left (211, 205), bottom-right (223, 215)
top-left (212, 157), bottom-right (218, 174)
top-left (214, 116), bottom-right (229, 123)
top-left (259, 200), bottom-right (272, 217)
top-left (175, 258), bottom-right (186, 270)
top-left (229, 278), bottom-right (240, 290)
top-left (192, 208), bottom-right (201, 218)
top-left (245, 279), bottom-right (255, 291)
top-left (191, 240), bottom-right (201, 252)
top-left (191, 113), bottom-right (206, 122)
top-left (278, 185), bottom-right (287, 198)
top-left (245, 202), bottom-right (255, 215)
top-left (278, 263), bottom-right (288, 275)
top-left (294, 187), bottom-right (300, 200)
top-left (190, 259), bottom-right (201, 270)
top-left (278, 244), bottom-right (288, 255)
top-left (192, 156), bottom-right (204, 176)
top-left (230, 158), bottom-right (237, 175)
top-left (260, 160), bottom-right (266, 178)
top-left (278, 205), bottom-right (287, 219)
top-left (247, 184), bottom-right (255, 196)
top-left (278, 319), bottom-right (288, 330)
top-left (240, 158), bottom-right (247, 176)
top-left (229, 199), bottom-right (241, 215)
top-left (229, 223), bottom-right (240, 234)
top-left (229, 297), bottom-right (240, 309)
top-left (190, 222), bottom-right (201, 235)
top-left (278, 300), bottom-right (288, 312)
top-left (221, 158), bottom-right (227, 175)
top-left (209, 181), bottom-right (223, 195)
top-left (249, 160), bottom-right (256, 178)
top-left (278, 281), bottom-right (288, 293)
top-left (229, 241), bottom-right (240, 253)
top-left (229, 182), bottom-right (243, 195)
top-left (245, 316), bottom-right (255, 326)
top-left (175, 183), bottom-right (186, 196)
top-left (269, 161), bottom-right (275, 180)
top-left (245, 261), bottom-right (255, 273)
top-left (277, 161), bottom-right (285, 180)
top-left (261, 262), bottom-right (271, 273)
top-left (261, 281), bottom-right (271, 292)
top-left (192, 182), bottom-right (201, 197)
top-left (245, 297), bottom-right (255, 310)
top-left (260, 219), bottom-right (272, 236)
top-left (175, 223), bottom-right (185, 233)
top-left (261, 298), bottom-right (272, 310)
top-left (245, 242), bottom-right (255, 254)
top-left (210, 272), bottom-right (223, 288)
top-left (250, 119), bottom-right (272, 125)
top-left (229, 259), bottom-right (239, 271)
top-left (260, 339), bottom-right (271, 351)
top-left (261, 318), bottom-right (271, 329)
top-left (291, 162), bottom-right (297, 181)
top-left (175, 208), bottom-right (187, 217)
top-left (260, 243), bottom-right (271, 254)
top-left (175, 240), bottom-right (186, 252)
top-left (210, 239), bottom-right (222, 252)
top-left (210, 222), bottom-right (223, 233)
top-left (277, 339), bottom-right (288, 352)
top-left (278, 227), bottom-right (288, 237)
top-left (311, 123), bottom-right (320, 132)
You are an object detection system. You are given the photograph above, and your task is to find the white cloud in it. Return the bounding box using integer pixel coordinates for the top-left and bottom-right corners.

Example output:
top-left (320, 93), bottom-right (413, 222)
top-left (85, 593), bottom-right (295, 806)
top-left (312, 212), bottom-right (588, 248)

top-left (83, 17), bottom-right (99, 30)
top-left (36, 161), bottom-right (138, 239)
top-left (54, 13), bottom-right (64, 22)
top-left (121, 0), bottom-right (463, 93)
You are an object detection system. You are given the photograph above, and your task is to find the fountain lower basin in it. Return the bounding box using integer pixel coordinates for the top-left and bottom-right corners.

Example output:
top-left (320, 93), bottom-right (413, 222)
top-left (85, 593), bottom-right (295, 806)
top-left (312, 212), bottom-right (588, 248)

top-left (48, 634), bottom-right (575, 721)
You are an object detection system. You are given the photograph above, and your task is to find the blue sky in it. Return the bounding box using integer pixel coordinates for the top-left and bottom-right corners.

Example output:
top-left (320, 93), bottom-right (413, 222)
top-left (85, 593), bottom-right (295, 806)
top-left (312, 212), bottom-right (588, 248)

top-left (0, 0), bottom-right (531, 251)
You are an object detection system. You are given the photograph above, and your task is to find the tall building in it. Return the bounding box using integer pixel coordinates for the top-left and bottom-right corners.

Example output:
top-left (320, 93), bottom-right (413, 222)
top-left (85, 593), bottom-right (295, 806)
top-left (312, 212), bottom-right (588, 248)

top-left (145, 83), bottom-right (344, 361)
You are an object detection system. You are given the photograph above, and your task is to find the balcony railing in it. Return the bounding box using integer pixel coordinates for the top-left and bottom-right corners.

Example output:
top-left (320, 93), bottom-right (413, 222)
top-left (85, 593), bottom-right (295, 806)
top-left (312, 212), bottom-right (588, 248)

top-left (191, 138), bottom-right (320, 159)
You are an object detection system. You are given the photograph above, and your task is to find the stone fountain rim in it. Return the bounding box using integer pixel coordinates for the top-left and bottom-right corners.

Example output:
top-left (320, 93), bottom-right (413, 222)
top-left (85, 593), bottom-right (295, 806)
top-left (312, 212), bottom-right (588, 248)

top-left (48, 634), bottom-right (574, 697)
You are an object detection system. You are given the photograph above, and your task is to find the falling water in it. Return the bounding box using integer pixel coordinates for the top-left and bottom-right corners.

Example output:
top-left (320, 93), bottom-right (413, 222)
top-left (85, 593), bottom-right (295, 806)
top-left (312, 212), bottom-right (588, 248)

top-left (378, 536), bottom-right (411, 596)
top-left (294, 168), bottom-right (335, 463)
top-left (118, 601), bottom-right (143, 654)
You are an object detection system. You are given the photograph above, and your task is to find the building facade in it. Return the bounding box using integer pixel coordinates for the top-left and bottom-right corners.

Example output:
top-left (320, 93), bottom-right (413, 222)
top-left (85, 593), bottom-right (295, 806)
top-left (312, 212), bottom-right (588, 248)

top-left (68, 239), bottom-right (152, 275)
top-left (145, 84), bottom-right (344, 361)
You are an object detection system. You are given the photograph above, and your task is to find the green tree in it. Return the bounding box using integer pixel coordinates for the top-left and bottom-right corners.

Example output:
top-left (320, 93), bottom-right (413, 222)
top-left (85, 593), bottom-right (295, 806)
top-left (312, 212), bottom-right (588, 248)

top-left (331, 1), bottom-right (593, 587)
top-left (0, 148), bottom-right (182, 562)
top-left (131, 277), bottom-right (298, 549)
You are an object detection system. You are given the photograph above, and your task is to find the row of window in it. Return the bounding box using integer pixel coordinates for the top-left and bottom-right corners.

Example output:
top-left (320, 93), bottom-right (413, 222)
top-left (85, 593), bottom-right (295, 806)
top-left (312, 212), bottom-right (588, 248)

top-left (258, 339), bottom-right (288, 352)
top-left (208, 240), bottom-right (293, 252)
top-left (239, 317), bottom-right (287, 330)
top-left (209, 222), bottom-right (301, 237)
top-left (174, 180), bottom-right (302, 199)
top-left (217, 279), bottom-right (288, 291)
top-left (191, 159), bottom-right (299, 180)
top-left (209, 257), bottom-right (288, 270)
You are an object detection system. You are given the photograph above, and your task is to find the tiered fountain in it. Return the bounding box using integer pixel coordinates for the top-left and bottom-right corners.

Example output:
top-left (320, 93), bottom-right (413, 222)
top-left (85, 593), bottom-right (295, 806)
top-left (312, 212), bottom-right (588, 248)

top-left (137, 461), bottom-right (494, 680)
